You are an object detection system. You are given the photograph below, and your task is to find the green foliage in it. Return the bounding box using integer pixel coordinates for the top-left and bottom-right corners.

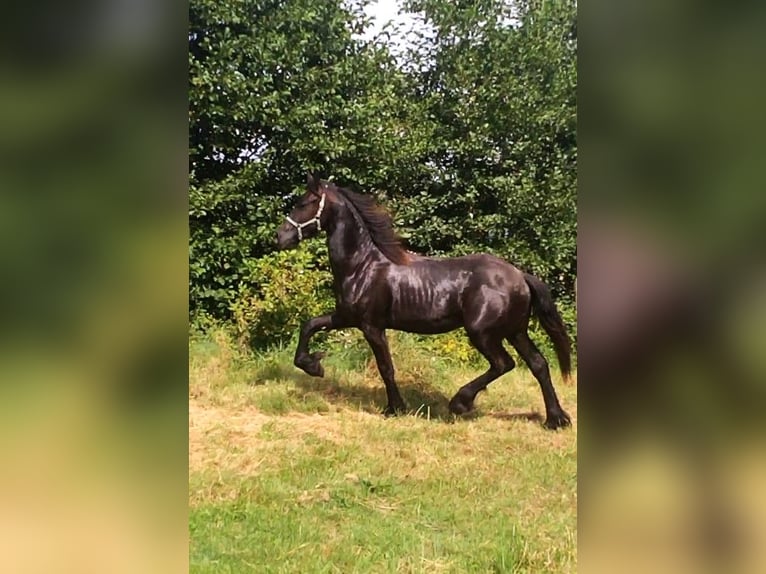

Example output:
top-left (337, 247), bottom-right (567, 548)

top-left (189, 0), bottom-right (429, 319)
top-left (394, 0), bottom-right (577, 298)
top-left (411, 330), bottom-right (483, 367)
top-left (230, 240), bottom-right (334, 349)
top-left (190, 0), bottom-right (578, 351)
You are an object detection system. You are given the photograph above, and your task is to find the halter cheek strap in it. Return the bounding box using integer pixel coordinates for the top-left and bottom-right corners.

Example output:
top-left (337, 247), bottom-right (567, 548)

top-left (285, 193), bottom-right (326, 241)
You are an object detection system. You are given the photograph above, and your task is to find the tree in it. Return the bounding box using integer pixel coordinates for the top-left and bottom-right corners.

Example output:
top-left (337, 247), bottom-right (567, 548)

top-left (189, 0), bottom-right (427, 317)
top-left (394, 0), bottom-right (577, 298)
top-left (189, 0), bottom-right (577, 328)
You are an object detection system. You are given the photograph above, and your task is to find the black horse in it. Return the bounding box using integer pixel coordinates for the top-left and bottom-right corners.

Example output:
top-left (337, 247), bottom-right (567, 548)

top-left (276, 174), bottom-right (572, 429)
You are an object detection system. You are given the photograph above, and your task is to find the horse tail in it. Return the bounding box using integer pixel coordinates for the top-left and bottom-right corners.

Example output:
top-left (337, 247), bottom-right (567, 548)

top-left (523, 273), bottom-right (572, 380)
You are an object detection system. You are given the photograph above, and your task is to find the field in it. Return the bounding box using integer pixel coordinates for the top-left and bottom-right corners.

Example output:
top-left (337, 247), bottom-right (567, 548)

top-left (189, 330), bottom-right (577, 573)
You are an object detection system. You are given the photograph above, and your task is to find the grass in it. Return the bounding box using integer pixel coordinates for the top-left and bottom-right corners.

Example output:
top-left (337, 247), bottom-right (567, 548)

top-left (189, 328), bottom-right (577, 573)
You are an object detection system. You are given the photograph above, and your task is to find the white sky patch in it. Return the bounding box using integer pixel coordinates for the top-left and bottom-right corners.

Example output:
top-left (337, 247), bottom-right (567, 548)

top-left (362, 0), bottom-right (523, 48)
top-left (359, 0), bottom-right (429, 61)
top-left (363, 0), bottom-right (409, 39)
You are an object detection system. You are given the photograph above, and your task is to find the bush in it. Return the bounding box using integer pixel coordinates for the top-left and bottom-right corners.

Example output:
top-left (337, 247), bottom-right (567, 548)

top-left (230, 241), bottom-right (334, 349)
top-left (411, 331), bottom-right (484, 368)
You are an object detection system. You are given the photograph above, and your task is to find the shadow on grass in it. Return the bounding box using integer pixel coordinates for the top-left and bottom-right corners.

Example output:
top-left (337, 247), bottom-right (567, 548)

top-left (249, 362), bottom-right (548, 429)
top-left (249, 360), bottom-right (456, 420)
top-left (487, 411), bottom-right (545, 424)
top-left (299, 375), bottom-right (455, 420)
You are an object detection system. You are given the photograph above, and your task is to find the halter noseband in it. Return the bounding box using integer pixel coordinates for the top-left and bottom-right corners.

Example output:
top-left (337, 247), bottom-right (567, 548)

top-left (285, 193), bottom-right (326, 241)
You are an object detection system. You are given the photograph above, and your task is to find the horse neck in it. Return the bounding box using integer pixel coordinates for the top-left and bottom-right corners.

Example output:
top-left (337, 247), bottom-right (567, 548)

top-left (325, 208), bottom-right (383, 280)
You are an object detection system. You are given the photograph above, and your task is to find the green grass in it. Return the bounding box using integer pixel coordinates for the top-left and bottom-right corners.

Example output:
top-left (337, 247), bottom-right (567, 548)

top-left (189, 328), bottom-right (577, 573)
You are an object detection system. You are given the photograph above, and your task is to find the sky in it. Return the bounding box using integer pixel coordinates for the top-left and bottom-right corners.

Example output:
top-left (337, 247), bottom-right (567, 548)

top-left (362, 0), bottom-right (418, 42)
top-left (360, 0), bottom-right (427, 60)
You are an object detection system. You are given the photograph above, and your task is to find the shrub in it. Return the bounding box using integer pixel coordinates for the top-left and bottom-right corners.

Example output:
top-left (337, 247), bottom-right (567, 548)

top-left (230, 241), bottom-right (334, 349)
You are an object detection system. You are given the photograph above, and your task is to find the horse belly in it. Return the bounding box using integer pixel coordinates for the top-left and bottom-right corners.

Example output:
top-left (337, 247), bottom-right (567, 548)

top-left (392, 317), bottom-right (462, 335)
top-left (388, 283), bottom-right (462, 334)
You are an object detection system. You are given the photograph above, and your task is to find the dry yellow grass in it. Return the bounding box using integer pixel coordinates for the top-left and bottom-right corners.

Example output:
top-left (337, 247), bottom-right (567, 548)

top-left (189, 332), bottom-right (577, 573)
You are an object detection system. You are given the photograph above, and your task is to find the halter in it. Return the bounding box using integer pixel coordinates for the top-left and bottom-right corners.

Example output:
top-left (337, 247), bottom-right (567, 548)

top-left (285, 193), bottom-right (326, 241)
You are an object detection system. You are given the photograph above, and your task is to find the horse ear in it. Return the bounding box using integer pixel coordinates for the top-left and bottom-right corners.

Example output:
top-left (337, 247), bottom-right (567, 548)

top-left (307, 173), bottom-right (319, 195)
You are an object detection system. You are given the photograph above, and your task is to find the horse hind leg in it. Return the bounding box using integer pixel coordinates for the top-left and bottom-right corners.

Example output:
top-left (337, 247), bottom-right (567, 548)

top-left (448, 332), bottom-right (515, 415)
top-left (509, 331), bottom-right (571, 430)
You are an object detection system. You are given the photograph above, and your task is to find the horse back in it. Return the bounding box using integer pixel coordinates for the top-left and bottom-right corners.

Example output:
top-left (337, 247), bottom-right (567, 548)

top-left (381, 253), bottom-right (527, 334)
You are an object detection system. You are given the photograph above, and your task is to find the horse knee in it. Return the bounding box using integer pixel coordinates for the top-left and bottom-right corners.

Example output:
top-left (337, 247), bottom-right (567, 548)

top-left (528, 355), bottom-right (549, 377)
top-left (301, 318), bottom-right (318, 337)
top-left (490, 354), bottom-right (515, 376)
top-left (499, 355), bottom-right (515, 374)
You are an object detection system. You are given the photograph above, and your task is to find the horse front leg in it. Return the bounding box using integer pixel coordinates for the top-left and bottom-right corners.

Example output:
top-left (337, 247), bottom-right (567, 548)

top-left (360, 325), bottom-right (407, 416)
top-left (294, 312), bottom-right (343, 377)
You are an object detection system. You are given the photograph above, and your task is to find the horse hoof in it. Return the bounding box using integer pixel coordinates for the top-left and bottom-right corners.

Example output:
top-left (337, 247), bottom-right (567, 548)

top-left (295, 354), bottom-right (325, 378)
top-left (544, 410), bottom-right (572, 430)
top-left (448, 395), bottom-right (474, 416)
top-left (306, 363), bottom-right (324, 378)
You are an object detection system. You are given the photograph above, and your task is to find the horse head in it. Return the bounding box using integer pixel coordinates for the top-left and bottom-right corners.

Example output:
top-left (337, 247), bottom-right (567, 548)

top-left (276, 173), bottom-right (335, 249)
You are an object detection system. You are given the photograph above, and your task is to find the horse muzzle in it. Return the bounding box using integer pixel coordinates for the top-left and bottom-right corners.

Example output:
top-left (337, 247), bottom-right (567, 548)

top-left (276, 223), bottom-right (299, 250)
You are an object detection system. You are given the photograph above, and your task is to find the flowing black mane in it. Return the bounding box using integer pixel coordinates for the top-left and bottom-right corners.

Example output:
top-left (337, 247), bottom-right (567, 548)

top-left (334, 185), bottom-right (410, 265)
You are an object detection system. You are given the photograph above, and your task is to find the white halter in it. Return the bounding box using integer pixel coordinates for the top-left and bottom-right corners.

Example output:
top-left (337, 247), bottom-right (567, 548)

top-left (285, 193), bottom-right (326, 241)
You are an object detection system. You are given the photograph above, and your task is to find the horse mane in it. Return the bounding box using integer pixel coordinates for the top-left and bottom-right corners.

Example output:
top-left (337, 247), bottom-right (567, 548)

top-left (333, 185), bottom-right (411, 265)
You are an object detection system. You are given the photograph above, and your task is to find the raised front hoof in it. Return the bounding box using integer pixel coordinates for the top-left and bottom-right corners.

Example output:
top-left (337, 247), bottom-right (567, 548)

top-left (382, 402), bottom-right (407, 417)
top-left (294, 352), bottom-right (325, 378)
top-left (543, 409), bottom-right (572, 430)
top-left (448, 392), bottom-right (475, 416)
